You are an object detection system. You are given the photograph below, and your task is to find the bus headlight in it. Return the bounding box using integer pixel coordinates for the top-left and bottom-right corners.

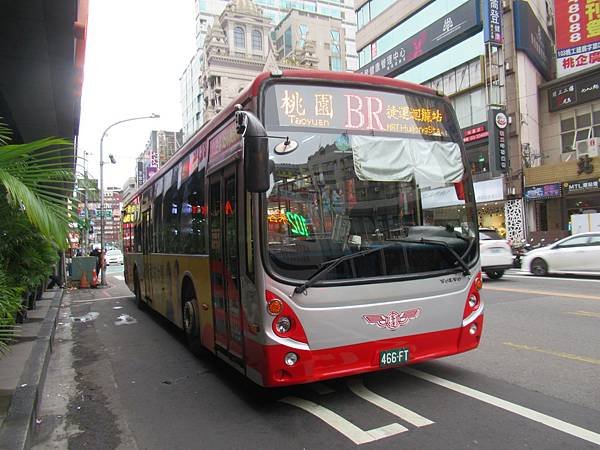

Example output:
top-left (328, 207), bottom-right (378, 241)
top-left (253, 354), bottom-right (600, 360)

top-left (284, 352), bottom-right (298, 366)
top-left (275, 316), bottom-right (292, 334)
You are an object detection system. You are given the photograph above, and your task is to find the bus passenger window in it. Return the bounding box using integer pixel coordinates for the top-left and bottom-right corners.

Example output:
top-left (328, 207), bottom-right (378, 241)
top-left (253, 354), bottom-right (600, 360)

top-left (163, 185), bottom-right (183, 254)
top-left (180, 169), bottom-right (207, 254)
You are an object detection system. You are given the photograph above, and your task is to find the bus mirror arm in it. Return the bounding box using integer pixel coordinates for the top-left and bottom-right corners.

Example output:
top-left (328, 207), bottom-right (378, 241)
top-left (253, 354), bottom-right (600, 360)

top-left (235, 109), bottom-right (270, 193)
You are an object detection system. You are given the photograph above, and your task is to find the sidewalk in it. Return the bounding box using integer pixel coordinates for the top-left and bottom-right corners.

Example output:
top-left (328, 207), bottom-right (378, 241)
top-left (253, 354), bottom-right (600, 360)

top-left (0, 288), bottom-right (64, 449)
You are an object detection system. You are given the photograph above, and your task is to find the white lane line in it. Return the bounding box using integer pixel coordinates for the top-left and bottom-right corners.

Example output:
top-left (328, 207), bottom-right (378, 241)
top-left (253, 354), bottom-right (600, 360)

top-left (503, 274), bottom-right (600, 283)
top-left (347, 379), bottom-right (433, 427)
top-left (401, 367), bottom-right (600, 446)
top-left (280, 396), bottom-right (407, 445)
top-left (113, 275), bottom-right (125, 280)
top-left (72, 295), bottom-right (134, 304)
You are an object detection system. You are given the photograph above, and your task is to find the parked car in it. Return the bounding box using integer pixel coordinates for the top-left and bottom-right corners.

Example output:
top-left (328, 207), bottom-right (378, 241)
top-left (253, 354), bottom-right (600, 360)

top-left (479, 228), bottom-right (513, 279)
top-left (105, 249), bottom-right (124, 266)
top-left (521, 232), bottom-right (600, 276)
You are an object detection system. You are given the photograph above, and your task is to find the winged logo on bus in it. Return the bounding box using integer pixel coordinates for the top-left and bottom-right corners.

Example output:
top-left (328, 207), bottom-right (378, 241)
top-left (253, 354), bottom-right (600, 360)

top-left (362, 309), bottom-right (421, 330)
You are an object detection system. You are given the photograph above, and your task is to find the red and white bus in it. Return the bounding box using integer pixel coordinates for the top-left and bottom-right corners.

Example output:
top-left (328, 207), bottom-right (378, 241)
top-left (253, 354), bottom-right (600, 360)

top-left (123, 70), bottom-right (483, 387)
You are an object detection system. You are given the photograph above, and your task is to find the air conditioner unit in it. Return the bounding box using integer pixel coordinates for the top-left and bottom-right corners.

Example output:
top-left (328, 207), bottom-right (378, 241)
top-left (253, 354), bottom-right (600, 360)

top-left (575, 138), bottom-right (599, 158)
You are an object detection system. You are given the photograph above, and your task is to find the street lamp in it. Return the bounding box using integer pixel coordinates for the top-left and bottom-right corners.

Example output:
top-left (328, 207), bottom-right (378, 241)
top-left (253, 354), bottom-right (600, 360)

top-left (99, 113), bottom-right (160, 286)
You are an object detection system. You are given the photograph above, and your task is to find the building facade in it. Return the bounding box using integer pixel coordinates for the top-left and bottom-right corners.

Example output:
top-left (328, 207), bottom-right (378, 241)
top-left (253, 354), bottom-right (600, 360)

top-left (355, 0), bottom-right (577, 243)
top-left (273, 9), bottom-right (347, 71)
top-left (136, 130), bottom-right (183, 187)
top-left (180, 0), bottom-right (358, 138)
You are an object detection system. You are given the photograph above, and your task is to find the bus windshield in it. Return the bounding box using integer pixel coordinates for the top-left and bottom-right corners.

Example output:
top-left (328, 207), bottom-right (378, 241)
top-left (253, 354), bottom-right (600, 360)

top-left (262, 82), bottom-right (478, 282)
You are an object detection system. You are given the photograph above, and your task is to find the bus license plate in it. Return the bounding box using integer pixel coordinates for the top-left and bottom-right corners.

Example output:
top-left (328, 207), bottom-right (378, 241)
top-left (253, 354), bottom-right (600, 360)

top-left (379, 348), bottom-right (409, 367)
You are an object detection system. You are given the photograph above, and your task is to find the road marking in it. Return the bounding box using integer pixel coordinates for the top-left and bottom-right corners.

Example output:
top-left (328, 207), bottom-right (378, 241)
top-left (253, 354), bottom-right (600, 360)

top-left (402, 367), bottom-right (600, 446)
top-left (72, 295), bottom-right (134, 304)
top-left (504, 342), bottom-right (600, 366)
top-left (280, 396), bottom-right (407, 444)
top-left (113, 275), bottom-right (125, 280)
top-left (484, 286), bottom-right (600, 301)
top-left (567, 310), bottom-right (600, 319)
top-left (503, 274), bottom-right (600, 283)
top-left (347, 379), bottom-right (433, 427)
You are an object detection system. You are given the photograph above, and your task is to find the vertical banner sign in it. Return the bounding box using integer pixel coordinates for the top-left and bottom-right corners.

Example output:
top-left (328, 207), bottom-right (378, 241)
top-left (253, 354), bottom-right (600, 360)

top-left (136, 160), bottom-right (144, 187)
top-left (554, 0), bottom-right (600, 77)
top-left (484, 0), bottom-right (504, 45)
top-left (489, 109), bottom-right (509, 172)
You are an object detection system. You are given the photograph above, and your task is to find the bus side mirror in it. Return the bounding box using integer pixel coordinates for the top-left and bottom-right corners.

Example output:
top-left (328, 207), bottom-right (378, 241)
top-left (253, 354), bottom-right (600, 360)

top-left (235, 109), bottom-right (269, 193)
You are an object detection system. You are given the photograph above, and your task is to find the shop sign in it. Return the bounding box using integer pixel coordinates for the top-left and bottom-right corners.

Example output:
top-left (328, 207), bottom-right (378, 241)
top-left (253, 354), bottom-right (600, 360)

top-left (483, 0), bottom-right (503, 45)
top-left (564, 178), bottom-right (600, 194)
top-left (548, 71), bottom-right (600, 112)
top-left (554, 0), bottom-right (600, 78)
top-left (358, 0), bottom-right (481, 78)
top-left (463, 124), bottom-right (489, 143)
top-left (514, 0), bottom-right (553, 80)
top-left (488, 109), bottom-right (508, 172)
top-left (524, 182), bottom-right (562, 199)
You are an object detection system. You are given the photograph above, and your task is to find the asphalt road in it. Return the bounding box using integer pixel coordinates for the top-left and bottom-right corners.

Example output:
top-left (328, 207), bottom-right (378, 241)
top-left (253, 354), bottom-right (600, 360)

top-left (33, 270), bottom-right (600, 449)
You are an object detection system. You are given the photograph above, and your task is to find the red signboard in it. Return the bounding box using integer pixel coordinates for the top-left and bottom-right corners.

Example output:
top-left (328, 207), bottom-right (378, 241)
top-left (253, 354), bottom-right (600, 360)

top-left (462, 125), bottom-right (489, 143)
top-left (554, 0), bottom-right (600, 77)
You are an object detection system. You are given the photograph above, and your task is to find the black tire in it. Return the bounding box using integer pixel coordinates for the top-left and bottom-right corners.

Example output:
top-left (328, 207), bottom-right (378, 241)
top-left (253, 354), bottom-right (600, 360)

top-left (134, 273), bottom-right (145, 310)
top-left (183, 297), bottom-right (205, 356)
top-left (485, 269), bottom-right (504, 280)
top-left (531, 258), bottom-right (548, 276)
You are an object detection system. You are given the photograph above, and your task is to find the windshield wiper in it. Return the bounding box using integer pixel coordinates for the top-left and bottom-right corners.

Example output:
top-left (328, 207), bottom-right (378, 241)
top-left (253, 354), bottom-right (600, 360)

top-left (294, 246), bottom-right (389, 295)
top-left (404, 237), bottom-right (471, 275)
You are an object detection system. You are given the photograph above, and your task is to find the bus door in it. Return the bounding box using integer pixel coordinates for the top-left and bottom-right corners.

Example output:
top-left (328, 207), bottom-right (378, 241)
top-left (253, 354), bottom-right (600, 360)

top-left (209, 164), bottom-right (244, 365)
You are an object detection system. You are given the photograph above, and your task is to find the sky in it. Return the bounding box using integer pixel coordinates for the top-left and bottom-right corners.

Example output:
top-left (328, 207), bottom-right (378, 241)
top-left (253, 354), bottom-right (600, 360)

top-left (77, 0), bottom-right (196, 188)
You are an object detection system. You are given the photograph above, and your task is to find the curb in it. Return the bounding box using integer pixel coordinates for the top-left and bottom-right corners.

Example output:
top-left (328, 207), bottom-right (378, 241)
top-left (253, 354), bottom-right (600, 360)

top-left (0, 289), bottom-right (64, 450)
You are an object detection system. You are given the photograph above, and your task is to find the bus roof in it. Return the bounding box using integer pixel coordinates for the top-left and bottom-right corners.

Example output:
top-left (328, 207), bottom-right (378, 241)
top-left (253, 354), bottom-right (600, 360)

top-left (126, 70), bottom-right (439, 204)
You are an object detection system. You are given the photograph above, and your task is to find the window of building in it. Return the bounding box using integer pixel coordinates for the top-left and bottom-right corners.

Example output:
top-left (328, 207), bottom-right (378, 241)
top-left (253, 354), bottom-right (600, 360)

top-left (252, 30), bottom-right (262, 51)
top-left (560, 105), bottom-right (600, 153)
top-left (234, 26), bottom-right (245, 49)
top-left (452, 87), bottom-right (486, 128)
top-left (284, 27), bottom-right (292, 56)
top-left (298, 24), bottom-right (308, 49)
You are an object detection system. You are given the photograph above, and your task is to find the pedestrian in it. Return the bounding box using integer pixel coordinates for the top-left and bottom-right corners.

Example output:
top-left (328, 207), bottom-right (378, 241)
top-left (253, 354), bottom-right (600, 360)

top-left (90, 246), bottom-right (101, 274)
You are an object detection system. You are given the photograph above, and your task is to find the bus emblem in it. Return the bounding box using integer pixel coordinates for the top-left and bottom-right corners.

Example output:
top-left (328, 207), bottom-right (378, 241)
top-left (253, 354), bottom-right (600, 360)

top-left (362, 309), bottom-right (421, 330)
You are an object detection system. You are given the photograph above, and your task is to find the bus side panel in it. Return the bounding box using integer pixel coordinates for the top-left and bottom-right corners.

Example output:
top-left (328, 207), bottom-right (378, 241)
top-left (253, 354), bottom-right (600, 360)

top-left (124, 252), bottom-right (142, 294)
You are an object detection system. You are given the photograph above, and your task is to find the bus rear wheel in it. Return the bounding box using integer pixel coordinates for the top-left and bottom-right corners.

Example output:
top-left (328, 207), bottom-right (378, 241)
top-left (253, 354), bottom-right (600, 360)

top-left (183, 298), bottom-right (204, 356)
top-left (134, 273), bottom-right (145, 310)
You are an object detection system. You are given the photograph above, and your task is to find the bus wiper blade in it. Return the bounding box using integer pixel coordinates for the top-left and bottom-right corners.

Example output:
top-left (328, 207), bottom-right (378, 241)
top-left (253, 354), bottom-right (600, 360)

top-left (294, 246), bottom-right (388, 295)
top-left (407, 237), bottom-right (471, 275)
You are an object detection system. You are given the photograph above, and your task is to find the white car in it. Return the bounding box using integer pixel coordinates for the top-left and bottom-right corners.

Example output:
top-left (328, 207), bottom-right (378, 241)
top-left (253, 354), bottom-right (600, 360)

top-left (521, 232), bottom-right (600, 276)
top-left (105, 249), bottom-right (124, 266)
top-left (479, 228), bottom-right (513, 279)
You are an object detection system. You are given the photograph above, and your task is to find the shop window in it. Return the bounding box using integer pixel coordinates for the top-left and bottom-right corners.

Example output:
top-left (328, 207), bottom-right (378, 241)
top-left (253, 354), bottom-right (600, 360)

top-left (467, 147), bottom-right (490, 174)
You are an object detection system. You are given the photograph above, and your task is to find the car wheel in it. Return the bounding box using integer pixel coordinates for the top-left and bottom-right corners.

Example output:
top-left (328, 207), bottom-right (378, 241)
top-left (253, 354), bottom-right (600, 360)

top-left (531, 258), bottom-right (548, 276)
top-left (485, 269), bottom-right (504, 280)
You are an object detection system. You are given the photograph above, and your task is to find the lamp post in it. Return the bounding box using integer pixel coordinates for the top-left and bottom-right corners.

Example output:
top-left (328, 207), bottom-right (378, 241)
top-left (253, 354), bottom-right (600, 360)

top-left (99, 113), bottom-right (160, 286)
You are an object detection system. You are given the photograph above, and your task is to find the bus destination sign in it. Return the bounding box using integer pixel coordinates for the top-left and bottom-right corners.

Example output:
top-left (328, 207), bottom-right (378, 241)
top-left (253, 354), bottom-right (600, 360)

top-left (271, 85), bottom-right (448, 138)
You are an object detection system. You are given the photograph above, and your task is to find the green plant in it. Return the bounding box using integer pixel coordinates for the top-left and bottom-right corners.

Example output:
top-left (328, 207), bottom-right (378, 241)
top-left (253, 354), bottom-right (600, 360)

top-left (0, 268), bottom-right (23, 354)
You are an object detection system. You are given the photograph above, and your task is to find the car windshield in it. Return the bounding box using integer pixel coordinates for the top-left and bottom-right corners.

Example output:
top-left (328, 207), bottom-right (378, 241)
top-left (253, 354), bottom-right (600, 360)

top-left (107, 250), bottom-right (122, 255)
top-left (480, 230), bottom-right (503, 240)
top-left (261, 83), bottom-right (478, 283)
